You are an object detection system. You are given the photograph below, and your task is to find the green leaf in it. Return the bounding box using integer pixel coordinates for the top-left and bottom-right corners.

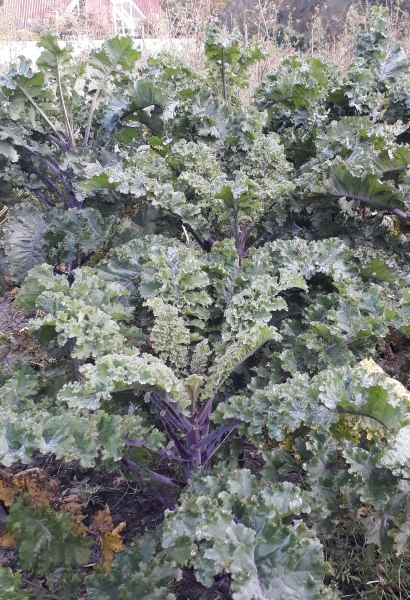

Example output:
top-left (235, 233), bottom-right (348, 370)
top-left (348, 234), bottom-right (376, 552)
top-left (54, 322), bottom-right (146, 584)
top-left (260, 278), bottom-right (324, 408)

top-left (204, 325), bottom-right (280, 400)
top-left (6, 495), bottom-right (92, 575)
top-left (322, 164), bottom-right (404, 210)
top-left (45, 207), bottom-right (115, 263)
top-left (86, 534), bottom-right (178, 600)
top-left (145, 298), bottom-right (191, 374)
top-left (87, 37), bottom-right (141, 92)
top-left (15, 264), bottom-right (58, 309)
top-left (360, 258), bottom-right (395, 283)
top-left (18, 267), bottom-right (133, 359)
top-left (0, 140), bottom-right (18, 162)
top-left (59, 350), bottom-right (190, 410)
top-left (0, 566), bottom-right (29, 600)
top-left (162, 467), bottom-right (332, 599)
top-left (2, 205), bottom-right (48, 282)
top-left (253, 522), bottom-right (332, 600)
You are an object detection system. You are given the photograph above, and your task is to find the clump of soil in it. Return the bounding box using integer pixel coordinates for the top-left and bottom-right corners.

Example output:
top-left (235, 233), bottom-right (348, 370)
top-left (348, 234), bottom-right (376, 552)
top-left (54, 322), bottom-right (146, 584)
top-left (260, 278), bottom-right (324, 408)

top-left (377, 330), bottom-right (410, 389)
top-left (0, 295), bottom-right (26, 334)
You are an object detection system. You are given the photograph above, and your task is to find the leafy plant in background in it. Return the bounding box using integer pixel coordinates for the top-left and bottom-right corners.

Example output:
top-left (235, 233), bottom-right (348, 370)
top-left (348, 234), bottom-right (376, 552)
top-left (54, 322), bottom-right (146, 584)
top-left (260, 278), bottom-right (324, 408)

top-left (0, 6), bottom-right (410, 599)
top-left (0, 34), bottom-right (166, 281)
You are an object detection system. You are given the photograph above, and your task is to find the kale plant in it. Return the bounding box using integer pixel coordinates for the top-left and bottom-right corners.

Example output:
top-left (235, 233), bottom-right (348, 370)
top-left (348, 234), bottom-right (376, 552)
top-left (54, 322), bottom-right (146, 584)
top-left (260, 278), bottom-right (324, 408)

top-left (0, 8), bottom-right (410, 598)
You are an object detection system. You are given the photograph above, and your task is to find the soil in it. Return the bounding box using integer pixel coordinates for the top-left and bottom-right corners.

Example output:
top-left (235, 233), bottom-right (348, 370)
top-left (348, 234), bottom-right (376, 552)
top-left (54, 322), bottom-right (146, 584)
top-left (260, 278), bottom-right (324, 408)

top-left (0, 295), bottom-right (26, 334)
top-left (0, 293), bottom-right (39, 371)
top-left (377, 333), bottom-right (410, 389)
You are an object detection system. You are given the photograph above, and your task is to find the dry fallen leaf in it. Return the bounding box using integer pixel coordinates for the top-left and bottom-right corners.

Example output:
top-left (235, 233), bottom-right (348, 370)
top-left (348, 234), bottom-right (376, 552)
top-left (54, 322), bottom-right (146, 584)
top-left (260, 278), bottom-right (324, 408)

top-left (69, 513), bottom-right (89, 537)
top-left (14, 468), bottom-right (59, 507)
top-left (91, 505), bottom-right (126, 572)
top-left (100, 521), bottom-right (126, 572)
top-left (0, 468), bottom-right (59, 508)
top-left (60, 493), bottom-right (87, 514)
top-left (0, 471), bottom-right (18, 507)
top-left (92, 504), bottom-right (114, 536)
top-left (0, 531), bottom-right (17, 548)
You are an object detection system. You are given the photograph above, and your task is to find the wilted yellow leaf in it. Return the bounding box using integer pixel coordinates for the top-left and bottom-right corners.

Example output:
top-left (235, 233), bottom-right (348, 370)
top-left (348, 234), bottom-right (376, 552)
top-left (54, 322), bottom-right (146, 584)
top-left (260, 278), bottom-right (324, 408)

top-left (0, 531), bottom-right (17, 548)
top-left (92, 504), bottom-right (114, 536)
top-left (279, 435), bottom-right (294, 451)
top-left (91, 505), bottom-right (126, 572)
top-left (13, 468), bottom-right (59, 507)
top-left (70, 513), bottom-right (89, 537)
top-left (101, 521), bottom-right (126, 572)
top-left (0, 471), bottom-right (18, 507)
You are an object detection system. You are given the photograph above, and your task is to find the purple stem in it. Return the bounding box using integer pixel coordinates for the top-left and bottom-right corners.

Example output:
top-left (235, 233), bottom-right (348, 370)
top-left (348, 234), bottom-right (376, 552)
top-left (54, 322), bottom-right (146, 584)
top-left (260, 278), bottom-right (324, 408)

top-left (160, 421), bottom-right (191, 461)
top-left (31, 189), bottom-right (55, 207)
top-left (26, 147), bottom-right (78, 206)
top-left (151, 393), bottom-right (193, 433)
top-left (191, 420), bottom-right (242, 452)
top-left (124, 437), bottom-right (186, 463)
top-left (197, 398), bottom-right (213, 426)
top-left (122, 457), bottom-right (186, 488)
top-left (164, 395), bottom-right (194, 432)
top-left (150, 395), bottom-right (186, 432)
top-left (24, 161), bottom-right (73, 208)
top-left (186, 426), bottom-right (201, 468)
top-left (203, 428), bottom-right (237, 462)
top-left (46, 133), bottom-right (70, 153)
top-left (42, 159), bottom-right (79, 206)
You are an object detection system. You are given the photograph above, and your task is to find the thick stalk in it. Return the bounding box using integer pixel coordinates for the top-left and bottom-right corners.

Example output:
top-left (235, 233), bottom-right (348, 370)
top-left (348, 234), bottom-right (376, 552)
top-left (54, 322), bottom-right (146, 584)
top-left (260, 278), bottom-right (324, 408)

top-left (233, 201), bottom-right (245, 265)
top-left (47, 133), bottom-right (69, 153)
top-left (17, 84), bottom-right (66, 146)
top-left (221, 48), bottom-right (227, 102)
top-left (22, 160), bottom-right (73, 208)
top-left (83, 74), bottom-right (111, 147)
top-left (122, 457), bottom-right (185, 488)
top-left (346, 193), bottom-right (410, 222)
top-left (24, 146), bottom-right (79, 206)
top-left (56, 61), bottom-right (76, 149)
top-left (306, 192), bottom-right (410, 223)
top-left (187, 425), bottom-right (201, 469)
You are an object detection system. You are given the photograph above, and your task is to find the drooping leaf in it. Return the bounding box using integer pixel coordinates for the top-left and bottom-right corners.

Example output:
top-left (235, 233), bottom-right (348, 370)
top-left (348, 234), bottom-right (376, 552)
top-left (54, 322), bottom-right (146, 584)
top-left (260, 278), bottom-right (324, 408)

top-left (2, 205), bottom-right (48, 282)
top-left (320, 164), bottom-right (404, 211)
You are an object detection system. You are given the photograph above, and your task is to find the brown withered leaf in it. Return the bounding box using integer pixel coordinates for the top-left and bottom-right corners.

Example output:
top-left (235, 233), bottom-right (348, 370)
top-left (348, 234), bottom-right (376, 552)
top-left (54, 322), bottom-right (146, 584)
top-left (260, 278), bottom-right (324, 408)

top-left (0, 531), bottom-right (17, 548)
top-left (101, 522), bottom-right (126, 572)
top-left (13, 468), bottom-right (59, 507)
top-left (0, 470), bottom-right (18, 507)
top-left (91, 504), bottom-right (114, 536)
top-left (69, 513), bottom-right (89, 537)
top-left (91, 505), bottom-right (126, 572)
top-left (60, 493), bottom-right (87, 514)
